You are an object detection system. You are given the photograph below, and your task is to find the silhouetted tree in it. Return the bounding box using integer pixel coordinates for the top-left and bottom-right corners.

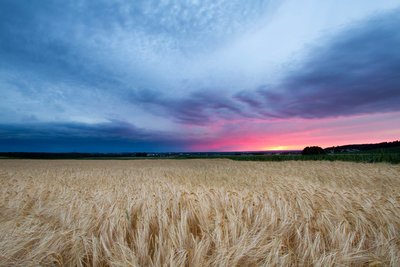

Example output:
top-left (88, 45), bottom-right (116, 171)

top-left (302, 146), bottom-right (325, 155)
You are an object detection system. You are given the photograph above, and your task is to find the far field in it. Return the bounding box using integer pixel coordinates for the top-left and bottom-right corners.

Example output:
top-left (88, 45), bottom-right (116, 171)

top-left (1, 160), bottom-right (399, 266)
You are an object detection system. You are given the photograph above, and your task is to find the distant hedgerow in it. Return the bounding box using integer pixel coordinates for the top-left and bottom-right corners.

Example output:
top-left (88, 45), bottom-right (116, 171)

top-left (302, 146), bottom-right (326, 155)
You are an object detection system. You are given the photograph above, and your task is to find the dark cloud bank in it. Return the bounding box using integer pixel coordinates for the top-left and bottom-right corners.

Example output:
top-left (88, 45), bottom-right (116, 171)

top-left (0, 121), bottom-right (193, 152)
top-left (258, 10), bottom-right (400, 118)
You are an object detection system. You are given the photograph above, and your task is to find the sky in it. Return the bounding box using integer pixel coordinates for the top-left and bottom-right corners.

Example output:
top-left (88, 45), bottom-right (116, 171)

top-left (0, 0), bottom-right (399, 152)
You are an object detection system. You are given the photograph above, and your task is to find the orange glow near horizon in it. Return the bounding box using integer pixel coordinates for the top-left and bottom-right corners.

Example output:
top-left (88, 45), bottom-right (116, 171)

top-left (264, 146), bottom-right (292, 151)
top-left (189, 112), bottom-right (400, 152)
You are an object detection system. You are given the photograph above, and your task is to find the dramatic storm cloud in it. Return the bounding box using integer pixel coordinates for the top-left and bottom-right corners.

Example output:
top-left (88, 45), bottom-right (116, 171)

top-left (1, 0), bottom-right (399, 151)
top-left (253, 10), bottom-right (400, 118)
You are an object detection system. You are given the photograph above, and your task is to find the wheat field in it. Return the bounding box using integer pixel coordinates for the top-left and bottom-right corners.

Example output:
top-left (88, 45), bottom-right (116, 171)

top-left (0, 159), bottom-right (399, 266)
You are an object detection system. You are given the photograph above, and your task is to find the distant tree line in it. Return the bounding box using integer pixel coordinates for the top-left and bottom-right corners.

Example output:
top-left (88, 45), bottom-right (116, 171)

top-left (325, 140), bottom-right (400, 153)
top-left (301, 146), bottom-right (326, 155)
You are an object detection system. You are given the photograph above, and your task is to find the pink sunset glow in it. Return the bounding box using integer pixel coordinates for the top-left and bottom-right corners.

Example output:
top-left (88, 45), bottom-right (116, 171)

top-left (189, 112), bottom-right (400, 151)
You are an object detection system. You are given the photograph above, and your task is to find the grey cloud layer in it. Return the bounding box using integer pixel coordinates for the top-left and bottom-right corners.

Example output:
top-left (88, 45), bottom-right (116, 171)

top-left (130, 89), bottom-right (247, 124)
top-left (0, 121), bottom-right (193, 152)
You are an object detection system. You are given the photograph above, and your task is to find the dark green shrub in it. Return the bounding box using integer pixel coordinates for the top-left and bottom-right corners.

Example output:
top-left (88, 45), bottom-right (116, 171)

top-left (302, 146), bottom-right (326, 155)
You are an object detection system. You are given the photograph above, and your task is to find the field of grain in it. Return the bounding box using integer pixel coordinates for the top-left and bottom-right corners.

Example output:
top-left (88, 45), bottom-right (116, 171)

top-left (0, 159), bottom-right (399, 266)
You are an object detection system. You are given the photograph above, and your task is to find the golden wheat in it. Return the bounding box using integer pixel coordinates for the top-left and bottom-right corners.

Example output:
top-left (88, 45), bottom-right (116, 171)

top-left (0, 159), bottom-right (399, 266)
